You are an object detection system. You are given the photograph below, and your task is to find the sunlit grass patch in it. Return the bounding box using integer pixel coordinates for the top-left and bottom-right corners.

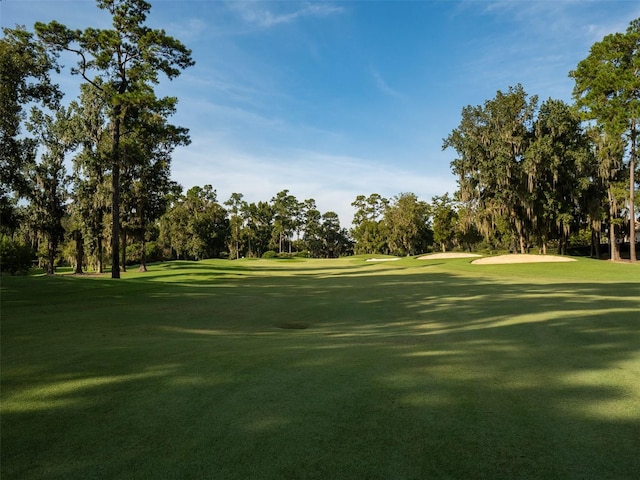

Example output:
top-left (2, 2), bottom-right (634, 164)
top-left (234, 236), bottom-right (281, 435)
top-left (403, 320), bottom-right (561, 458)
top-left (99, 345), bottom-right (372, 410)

top-left (2, 258), bottom-right (639, 479)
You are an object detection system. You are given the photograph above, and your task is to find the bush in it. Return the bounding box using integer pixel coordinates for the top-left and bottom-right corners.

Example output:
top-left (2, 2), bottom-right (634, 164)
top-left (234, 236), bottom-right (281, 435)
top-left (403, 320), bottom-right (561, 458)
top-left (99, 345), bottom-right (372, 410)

top-left (0, 235), bottom-right (34, 275)
top-left (569, 228), bottom-right (591, 248)
top-left (144, 241), bottom-right (164, 263)
top-left (262, 250), bottom-right (277, 259)
top-left (125, 241), bottom-right (167, 265)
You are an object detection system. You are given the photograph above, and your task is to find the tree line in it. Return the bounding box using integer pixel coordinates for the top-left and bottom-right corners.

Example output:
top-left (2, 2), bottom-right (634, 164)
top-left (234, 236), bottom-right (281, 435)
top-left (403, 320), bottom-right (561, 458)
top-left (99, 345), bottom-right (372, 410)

top-left (444, 19), bottom-right (639, 262)
top-left (158, 189), bottom-right (438, 262)
top-left (1, 2), bottom-right (638, 275)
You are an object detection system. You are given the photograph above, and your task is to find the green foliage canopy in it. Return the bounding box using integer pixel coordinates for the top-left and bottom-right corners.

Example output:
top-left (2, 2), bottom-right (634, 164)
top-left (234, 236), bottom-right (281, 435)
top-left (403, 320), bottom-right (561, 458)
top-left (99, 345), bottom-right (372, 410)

top-left (35, 0), bottom-right (194, 277)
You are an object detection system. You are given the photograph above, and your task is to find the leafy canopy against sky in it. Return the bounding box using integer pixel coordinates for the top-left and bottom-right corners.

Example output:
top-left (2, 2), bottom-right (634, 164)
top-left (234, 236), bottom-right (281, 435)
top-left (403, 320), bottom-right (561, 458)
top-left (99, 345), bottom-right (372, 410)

top-left (2, 0), bottom-right (638, 225)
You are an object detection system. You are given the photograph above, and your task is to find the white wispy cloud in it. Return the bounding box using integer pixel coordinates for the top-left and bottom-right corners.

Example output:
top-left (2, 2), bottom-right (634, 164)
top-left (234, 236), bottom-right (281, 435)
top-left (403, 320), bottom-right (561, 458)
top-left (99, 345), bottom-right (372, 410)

top-left (170, 140), bottom-right (455, 227)
top-left (450, 1), bottom-right (640, 105)
top-left (371, 68), bottom-right (404, 99)
top-left (477, 1), bottom-right (639, 46)
top-left (161, 18), bottom-right (208, 42)
top-left (581, 15), bottom-right (640, 44)
top-left (228, 1), bottom-right (344, 29)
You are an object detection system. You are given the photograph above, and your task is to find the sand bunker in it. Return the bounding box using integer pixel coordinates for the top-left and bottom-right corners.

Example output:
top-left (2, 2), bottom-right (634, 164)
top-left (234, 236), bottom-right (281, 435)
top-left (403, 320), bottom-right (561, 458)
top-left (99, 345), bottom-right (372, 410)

top-left (417, 253), bottom-right (482, 260)
top-left (368, 252), bottom-right (576, 264)
top-left (471, 254), bottom-right (576, 265)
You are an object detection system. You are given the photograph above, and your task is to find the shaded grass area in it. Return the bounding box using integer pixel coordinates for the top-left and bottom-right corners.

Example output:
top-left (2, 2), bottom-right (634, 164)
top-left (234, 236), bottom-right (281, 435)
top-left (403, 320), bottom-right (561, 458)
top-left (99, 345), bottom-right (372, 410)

top-left (2, 258), bottom-right (640, 479)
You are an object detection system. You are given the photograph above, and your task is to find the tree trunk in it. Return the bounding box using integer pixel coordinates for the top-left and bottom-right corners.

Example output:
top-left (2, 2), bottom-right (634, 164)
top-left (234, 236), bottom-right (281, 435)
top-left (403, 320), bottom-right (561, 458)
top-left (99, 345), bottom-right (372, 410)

top-left (608, 224), bottom-right (613, 260)
top-left (111, 112), bottom-right (121, 278)
top-left (235, 225), bottom-right (240, 260)
top-left (629, 120), bottom-right (636, 262)
top-left (590, 220), bottom-right (601, 258)
top-left (121, 229), bottom-right (127, 273)
top-left (139, 239), bottom-right (147, 272)
top-left (97, 235), bottom-right (103, 273)
top-left (557, 234), bottom-right (563, 255)
top-left (608, 187), bottom-right (621, 261)
top-left (557, 227), bottom-right (569, 255)
top-left (74, 230), bottom-right (84, 274)
top-left (47, 236), bottom-right (56, 275)
top-left (514, 217), bottom-right (526, 254)
top-left (610, 222), bottom-right (621, 261)
top-left (139, 214), bottom-right (147, 272)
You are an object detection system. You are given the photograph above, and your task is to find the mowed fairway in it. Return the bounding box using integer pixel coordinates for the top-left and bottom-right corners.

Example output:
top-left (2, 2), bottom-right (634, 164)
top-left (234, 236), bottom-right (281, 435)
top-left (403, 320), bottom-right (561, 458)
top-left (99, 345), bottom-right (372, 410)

top-left (2, 257), bottom-right (639, 479)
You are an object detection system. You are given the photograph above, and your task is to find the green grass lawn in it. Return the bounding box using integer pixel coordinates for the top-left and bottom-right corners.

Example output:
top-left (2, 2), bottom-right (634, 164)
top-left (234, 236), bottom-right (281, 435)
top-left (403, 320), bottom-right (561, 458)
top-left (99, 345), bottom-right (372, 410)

top-left (2, 256), bottom-right (639, 479)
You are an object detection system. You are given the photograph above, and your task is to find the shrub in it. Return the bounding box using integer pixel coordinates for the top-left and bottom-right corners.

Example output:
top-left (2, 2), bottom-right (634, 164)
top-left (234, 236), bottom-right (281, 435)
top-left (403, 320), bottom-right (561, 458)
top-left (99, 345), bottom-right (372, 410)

top-left (569, 228), bottom-right (591, 248)
top-left (144, 241), bottom-right (163, 263)
top-left (262, 250), bottom-right (277, 259)
top-left (124, 241), bottom-right (169, 266)
top-left (0, 235), bottom-right (34, 275)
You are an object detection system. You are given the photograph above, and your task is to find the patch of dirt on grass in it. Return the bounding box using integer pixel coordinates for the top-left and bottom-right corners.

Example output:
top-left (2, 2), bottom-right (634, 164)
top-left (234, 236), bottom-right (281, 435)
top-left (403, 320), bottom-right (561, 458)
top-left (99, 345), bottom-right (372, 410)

top-left (417, 252), bottom-right (482, 260)
top-left (471, 254), bottom-right (577, 265)
top-left (365, 257), bottom-right (400, 262)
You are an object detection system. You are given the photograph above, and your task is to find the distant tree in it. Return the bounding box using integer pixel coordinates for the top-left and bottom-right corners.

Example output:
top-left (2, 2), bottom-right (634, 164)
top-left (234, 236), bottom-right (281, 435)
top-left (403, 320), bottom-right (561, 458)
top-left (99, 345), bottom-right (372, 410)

top-left (225, 193), bottom-right (244, 259)
top-left (36, 0), bottom-right (194, 277)
top-left (384, 192), bottom-right (432, 256)
top-left (585, 126), bottom-right (628, 260)
top-left (292, 199), bottom-right (306, 247)
top-left (454, 203), bottom-right (484, 251)
top-left (302, 199), bottom-right (324, 257)
top-left (570, 18), bottom-right (640, 262)
top-left (320, 211), bottom-right (352, 258)
top-left (243, 201), bottom-right (274, 257)
top-left (523, 99), bottom-right (593, 254)
top-left (351, 193), bottom-right (389, 254)
top-left (65, 202), bottom-right (86, 274)
top-left (69, 83), bottom-right (110, 272)
top-left (1, 26), bottom-right (61, 231)
top-left (444, 85), bottom-right (538, 253)
top-left (270, 190), bottom-right (298, 253)
top-left (164, 185), bottom-right (228, 260)
top-left (431, 193), bottom-right (458, 252)
top-left (156, 190), bottom-right (180, 259)
top-left (24, 106), bottom-right (77, 274)
top-left (122, 102), bottom-right (188, 271)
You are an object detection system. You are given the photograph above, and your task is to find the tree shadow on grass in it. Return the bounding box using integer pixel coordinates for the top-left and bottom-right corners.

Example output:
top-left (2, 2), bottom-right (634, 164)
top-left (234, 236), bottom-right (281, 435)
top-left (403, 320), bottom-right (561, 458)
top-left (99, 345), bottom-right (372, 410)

top-left (1, 264), bottom-right (639, 479)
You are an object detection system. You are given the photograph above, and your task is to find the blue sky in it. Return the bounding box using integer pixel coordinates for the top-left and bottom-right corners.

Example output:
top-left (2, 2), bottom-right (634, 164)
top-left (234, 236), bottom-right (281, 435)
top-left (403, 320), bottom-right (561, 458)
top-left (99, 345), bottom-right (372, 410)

top-left (2, 0), bottom-right (639, 226)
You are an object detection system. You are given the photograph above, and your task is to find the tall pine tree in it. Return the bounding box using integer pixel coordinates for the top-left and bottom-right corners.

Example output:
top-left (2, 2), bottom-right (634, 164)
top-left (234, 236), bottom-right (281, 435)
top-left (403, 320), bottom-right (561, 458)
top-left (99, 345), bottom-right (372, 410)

top-left (36, 0), bottom-right (194, 277)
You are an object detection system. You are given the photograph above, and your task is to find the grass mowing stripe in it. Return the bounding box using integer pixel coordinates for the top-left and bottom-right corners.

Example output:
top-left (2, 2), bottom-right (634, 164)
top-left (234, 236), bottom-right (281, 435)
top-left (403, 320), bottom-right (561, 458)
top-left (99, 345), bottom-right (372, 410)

top-left (2, 257), bottom-right (639, 479)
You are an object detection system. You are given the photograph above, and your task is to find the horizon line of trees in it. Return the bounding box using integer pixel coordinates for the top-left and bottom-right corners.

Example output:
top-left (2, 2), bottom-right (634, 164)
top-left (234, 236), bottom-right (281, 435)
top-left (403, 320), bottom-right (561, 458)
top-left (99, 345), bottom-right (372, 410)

top-left (4, 178), bottom-right (631, 275)
top-left (1, 4), bottom-right (638, 275)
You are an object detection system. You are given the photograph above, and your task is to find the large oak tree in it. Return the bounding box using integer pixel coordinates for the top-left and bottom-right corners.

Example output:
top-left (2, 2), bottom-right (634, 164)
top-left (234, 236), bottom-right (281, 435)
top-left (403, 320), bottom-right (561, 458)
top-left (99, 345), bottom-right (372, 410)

top-left (571, 18), bottom-right (640, 262)
top-left (444, 85), bottom-right (537, 253)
